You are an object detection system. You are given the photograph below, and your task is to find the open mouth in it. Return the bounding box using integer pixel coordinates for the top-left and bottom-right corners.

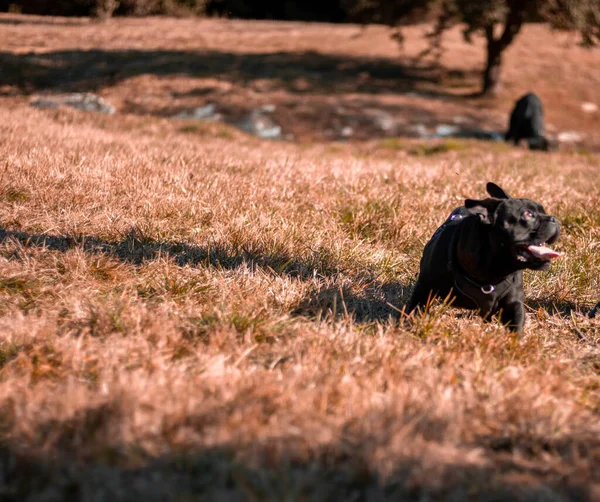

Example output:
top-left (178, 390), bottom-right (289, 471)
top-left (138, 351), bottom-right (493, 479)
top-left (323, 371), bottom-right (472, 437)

top-left (516, 243), bottom-right (563, 262)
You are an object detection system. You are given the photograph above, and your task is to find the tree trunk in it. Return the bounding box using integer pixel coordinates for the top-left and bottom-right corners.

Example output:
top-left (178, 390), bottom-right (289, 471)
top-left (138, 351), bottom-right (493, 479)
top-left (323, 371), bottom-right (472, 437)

top-left (483, 40), bottom-right (502, 96)
top-left (480, 3), bottom-right (525, 96)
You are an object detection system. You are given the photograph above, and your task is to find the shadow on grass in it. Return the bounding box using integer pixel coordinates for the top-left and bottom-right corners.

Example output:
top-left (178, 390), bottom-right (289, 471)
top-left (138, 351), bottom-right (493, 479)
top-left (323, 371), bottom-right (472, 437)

top-left (4, 393), bottom-right (599, 499)
top-left (0, 14), bottom-right (89, 26)
top-left (292, 280), bottom-right (411, 323)
top-left (526, 297), bottom-right (581, 317)
top-left (0, 226), bottom-right (411, 322)
top-left (0, 47), bottom-right (471, 98)
top-left (0, 227), bottom-right (341, 280)
top-left (0, 425), bottom-right (595, 501)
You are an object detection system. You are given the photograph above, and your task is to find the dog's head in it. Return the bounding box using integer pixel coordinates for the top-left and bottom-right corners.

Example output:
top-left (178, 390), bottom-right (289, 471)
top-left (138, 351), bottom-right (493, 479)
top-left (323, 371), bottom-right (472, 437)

top-left (465, 182), bottom-right (561, 271)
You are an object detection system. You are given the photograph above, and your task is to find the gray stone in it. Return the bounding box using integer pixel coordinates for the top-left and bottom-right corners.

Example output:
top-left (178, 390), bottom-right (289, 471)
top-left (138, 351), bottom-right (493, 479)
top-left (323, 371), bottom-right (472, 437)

top-left (581, 102), bottom-right (598, 113)
top-left (365, 109), bottom-right (397, 132)
top-left (234, 110), bottom-right (282, 139)
top-left (29, 98), bottom-right (60, 110)
top-left (435, 124), bottom-right (460, 137)
top-left (31, 93), bottom-right (116, 114)
top-left (557, 131), bottom-right (583, 143)
top-left (455, 127), bottom-right (503, 141)
top-left (478, 129), bottom-right (504, 141)
top-left (411, 123), bottom-right (430, 138)
top-left (260, 104), bottom-right (276, 113)
top-left (174, 103), bottom-right (222, 121)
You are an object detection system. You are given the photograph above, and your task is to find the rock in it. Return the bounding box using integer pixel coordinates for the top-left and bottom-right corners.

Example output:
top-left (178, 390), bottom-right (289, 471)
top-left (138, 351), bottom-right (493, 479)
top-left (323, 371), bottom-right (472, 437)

top-left (234, 110), bottom-right (282, 139)
top-left (581, 102), bottom-right (598, 113)
top-left (452, 115), bottom-right (467, 124)
top-left (340, 126), bottom-right (354, 137)
top-left (174, 103), bottom-right (222, 121)
top-left (475, 129), bottom-right (504, 141)
top-left (31, 93), bottom-right (116, 114)
top-left (260, 104), bottom-right (276, 113)
top-left (435, 124), bottom-right (460, 137)
top-left (410, 123), bottom-right (430, 138)
top-left (365, 109), bottom-right (397, 133)
top-left (30, 98), bottom-right (60, 110)
top-left (557, 131), bottom-right (583, 143)
top-left (453, 128), bottom-right (503, 141)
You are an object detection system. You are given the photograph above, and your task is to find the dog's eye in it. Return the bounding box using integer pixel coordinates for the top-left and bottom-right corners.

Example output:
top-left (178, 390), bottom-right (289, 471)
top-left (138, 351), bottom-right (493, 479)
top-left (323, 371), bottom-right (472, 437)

top-left (522, 210), bottom-right (535, 220)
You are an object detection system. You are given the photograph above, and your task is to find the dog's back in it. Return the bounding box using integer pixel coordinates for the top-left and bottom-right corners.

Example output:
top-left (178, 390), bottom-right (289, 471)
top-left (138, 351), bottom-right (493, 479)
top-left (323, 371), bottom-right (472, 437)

top-left (506, 93), bottom-right (548, 150)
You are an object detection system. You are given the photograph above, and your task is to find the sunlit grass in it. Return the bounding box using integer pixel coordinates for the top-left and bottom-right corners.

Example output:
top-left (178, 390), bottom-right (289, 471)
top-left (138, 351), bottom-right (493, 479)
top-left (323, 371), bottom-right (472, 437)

top-left (0, 12), bottom-right (598, 501)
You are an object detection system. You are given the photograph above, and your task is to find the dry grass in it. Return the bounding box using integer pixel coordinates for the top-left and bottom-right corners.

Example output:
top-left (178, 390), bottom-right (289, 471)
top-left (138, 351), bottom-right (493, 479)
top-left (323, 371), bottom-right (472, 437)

top-left (0, 13), bottom-right (599, 501)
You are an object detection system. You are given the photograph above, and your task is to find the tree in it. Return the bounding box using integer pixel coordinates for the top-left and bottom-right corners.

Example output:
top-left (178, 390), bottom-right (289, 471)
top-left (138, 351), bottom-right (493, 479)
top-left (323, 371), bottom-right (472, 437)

top-left (344, 0), bottom-right (600, 95)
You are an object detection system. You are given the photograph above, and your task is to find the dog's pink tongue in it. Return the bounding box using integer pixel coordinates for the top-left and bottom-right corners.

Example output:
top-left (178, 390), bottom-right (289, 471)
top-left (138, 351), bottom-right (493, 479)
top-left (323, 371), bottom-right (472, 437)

top-left (527, 244), bottom-right (562, 260)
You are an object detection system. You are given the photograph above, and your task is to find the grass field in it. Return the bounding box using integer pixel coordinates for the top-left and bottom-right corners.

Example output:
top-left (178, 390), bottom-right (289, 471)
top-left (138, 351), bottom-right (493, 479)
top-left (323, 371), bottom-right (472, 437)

top-left (0, 13), bottom-right (599, 501)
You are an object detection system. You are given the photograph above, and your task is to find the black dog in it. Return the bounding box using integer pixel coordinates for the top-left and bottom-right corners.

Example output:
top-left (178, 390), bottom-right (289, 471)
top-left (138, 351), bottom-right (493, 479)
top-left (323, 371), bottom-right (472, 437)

top-left (505, 93), bottom-right (550, 151)
top-left (407, 182), bottom-right (561, 332)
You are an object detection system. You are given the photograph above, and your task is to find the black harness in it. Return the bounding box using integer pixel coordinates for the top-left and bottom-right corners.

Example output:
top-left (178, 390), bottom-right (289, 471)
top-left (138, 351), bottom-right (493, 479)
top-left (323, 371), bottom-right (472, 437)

top-left (436, 208), bottom-right (516, 316)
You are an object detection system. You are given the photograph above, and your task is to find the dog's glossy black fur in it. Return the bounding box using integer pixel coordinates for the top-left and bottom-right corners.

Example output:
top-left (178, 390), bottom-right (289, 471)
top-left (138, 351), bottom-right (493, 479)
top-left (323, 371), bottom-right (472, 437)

top-left (505, 93), bottom-right (550, 151)
top-left (407, 182), bottom-right (561, 333)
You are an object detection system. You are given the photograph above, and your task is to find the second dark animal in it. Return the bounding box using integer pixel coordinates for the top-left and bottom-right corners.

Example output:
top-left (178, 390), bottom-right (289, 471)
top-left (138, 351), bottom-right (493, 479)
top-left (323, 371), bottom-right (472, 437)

top-left (407, 182), bottom-right (562, 333)
top-left (505, 93), bottom-right (550, 151)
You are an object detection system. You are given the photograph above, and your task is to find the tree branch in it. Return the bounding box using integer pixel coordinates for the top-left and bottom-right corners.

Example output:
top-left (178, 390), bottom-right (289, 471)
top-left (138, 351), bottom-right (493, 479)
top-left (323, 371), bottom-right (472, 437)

top-left (497, 0), bottom-right (525, 49)
top-left (484, 24), bottom-right (495, 45)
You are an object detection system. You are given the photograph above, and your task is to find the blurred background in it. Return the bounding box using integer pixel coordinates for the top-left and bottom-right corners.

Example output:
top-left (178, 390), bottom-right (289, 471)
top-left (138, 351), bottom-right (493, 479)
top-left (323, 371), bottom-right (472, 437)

top-left (0, 0), bottom-right (598, 149)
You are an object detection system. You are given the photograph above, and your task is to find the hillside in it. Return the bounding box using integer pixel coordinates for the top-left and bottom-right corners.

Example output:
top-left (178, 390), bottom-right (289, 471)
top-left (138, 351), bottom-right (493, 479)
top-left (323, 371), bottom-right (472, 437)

top-left (0, 13), bottom-right (599, 501)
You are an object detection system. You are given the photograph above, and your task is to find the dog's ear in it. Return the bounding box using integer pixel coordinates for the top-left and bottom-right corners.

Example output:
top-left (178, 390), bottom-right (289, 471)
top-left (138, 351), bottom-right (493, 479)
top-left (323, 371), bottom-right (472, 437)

top-left (486, 182), bottom-right (511, 199)
top-left (465, 197), bottom-right (502, 225)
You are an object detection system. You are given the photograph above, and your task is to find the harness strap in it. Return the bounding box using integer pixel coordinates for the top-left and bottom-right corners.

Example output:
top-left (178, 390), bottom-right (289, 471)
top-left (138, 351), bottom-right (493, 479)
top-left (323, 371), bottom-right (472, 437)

top-left (445, 215), bottom-right (515, 315)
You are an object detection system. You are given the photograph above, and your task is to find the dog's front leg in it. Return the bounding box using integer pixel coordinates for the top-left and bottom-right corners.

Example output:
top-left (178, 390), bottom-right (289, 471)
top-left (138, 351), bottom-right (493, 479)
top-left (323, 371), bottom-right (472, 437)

top-left (498, 300), bottom-right (525, 333)
top-left (406, 281), bottom-right (432, 314)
